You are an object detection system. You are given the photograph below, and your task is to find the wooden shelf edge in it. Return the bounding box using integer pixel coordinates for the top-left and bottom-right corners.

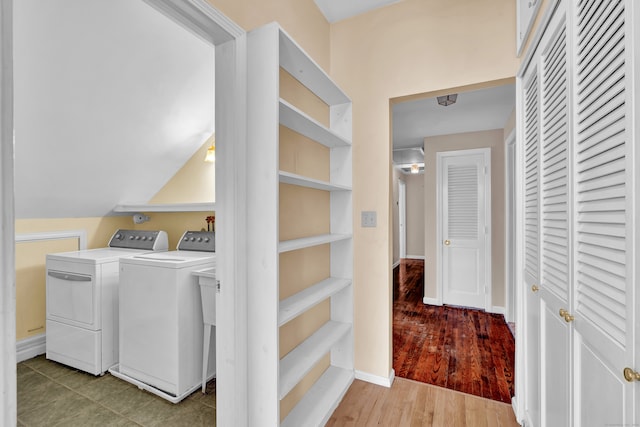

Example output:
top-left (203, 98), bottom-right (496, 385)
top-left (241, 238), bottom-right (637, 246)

top-left (279, 233), bottom-right (351, 253)
top-left (278, 28), bottom-right (350, 106)
top-left (113, 202), bottom-right (215, 213)
top-left (281, 366), bottom-right (354, 427)
top-left (279, 278), bottom-right (351, 327)
top-left (279, 321), bottom-right (351, 400)
top-left (279, 99), bottom-right (351, 148)
top-left (279, 170), bottom-right (351, 192)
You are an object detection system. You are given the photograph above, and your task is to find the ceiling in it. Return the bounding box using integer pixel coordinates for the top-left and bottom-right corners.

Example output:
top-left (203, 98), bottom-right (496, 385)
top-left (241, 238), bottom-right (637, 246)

top-left (392, 84), bottom-right (516, 163)
top-left (314, 0), bottom-right (402, 23)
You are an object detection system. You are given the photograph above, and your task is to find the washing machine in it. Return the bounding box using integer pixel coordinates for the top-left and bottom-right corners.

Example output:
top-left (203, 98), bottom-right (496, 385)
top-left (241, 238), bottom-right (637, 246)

top-left (46, 229), bottom-right (169, 375)
top-left (111, 230), bottom-right (216, 403)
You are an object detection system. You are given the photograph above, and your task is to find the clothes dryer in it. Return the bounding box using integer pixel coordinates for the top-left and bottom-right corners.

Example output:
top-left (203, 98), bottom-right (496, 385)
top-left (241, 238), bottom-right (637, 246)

top-left (46, 229), bottom-right (168, 375)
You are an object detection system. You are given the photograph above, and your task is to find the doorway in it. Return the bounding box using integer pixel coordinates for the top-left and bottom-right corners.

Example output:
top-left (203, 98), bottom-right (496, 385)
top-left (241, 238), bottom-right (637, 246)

top-left (390, 81), bottom-right (515, 402)
top-left (398, 179), bottom-right (407, 259)
top-left (0, 1), bottom-right (247, 425)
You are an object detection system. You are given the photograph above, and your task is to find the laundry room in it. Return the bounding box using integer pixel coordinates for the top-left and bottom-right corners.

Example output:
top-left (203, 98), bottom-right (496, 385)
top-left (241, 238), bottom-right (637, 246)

top-left (13, 0), bottom-right (216, 384)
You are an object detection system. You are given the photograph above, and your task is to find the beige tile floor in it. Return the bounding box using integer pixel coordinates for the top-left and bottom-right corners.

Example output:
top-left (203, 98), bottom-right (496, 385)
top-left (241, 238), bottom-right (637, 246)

top-left (17, 355), bottom-right (216, 426)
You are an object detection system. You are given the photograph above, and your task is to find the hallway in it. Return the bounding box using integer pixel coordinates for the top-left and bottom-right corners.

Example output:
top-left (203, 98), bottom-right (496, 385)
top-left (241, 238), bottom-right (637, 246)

top-left (393, 259), bottom-right (515, 403)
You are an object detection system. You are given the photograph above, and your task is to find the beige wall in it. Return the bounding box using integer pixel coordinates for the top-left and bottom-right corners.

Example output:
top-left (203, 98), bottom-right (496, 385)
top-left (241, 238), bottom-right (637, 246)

top-left (150, 137), bottom-right (216, 204)
top-left (423, 129), bottom-right (506, 308)
top-left (405, 173), bottom-right (425, 257)
top-left (331, 0), bottom-right (518, 378)
top-left (209, 0), bottom-right (330, 71)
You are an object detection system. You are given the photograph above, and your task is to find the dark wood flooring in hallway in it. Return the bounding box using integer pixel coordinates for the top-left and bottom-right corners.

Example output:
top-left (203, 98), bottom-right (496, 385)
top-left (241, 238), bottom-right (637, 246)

top-left (393, 259), bottom-right (515, 403)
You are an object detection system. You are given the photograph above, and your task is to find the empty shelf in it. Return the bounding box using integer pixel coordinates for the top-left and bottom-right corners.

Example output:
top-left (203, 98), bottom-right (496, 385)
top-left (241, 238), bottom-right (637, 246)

top-left (279, 171), bottom-right (351, 192)
top-left (113, 202), bottom-right (215, 213)
top-left (279, 320), bottom-right (351, 399)
top-left (279, 99), bottom-right (350, 148)
top-left (279, 234), bottom-right (351, 253)
top-left (279, 278), bottom-right (351, 327)
top-left (281, 366), bottom-right (354, 427)
top-left (279, 29), bottom-right (350, 106)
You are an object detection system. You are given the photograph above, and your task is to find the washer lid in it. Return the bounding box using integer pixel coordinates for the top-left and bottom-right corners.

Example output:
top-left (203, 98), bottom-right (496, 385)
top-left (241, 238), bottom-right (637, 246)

top-left (46, 247), bottom-right (159, 265)
top-left (122, 250), bottom-right (217, 269)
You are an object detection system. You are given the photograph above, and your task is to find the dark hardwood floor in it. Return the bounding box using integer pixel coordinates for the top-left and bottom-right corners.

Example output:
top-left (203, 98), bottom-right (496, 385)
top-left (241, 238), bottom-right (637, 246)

top-left (393, 259), bottom-right (515, 403)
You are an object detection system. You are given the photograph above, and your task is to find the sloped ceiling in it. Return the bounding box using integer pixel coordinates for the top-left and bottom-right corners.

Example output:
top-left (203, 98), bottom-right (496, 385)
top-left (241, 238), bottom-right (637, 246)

top-left (14, 0), bottom-right (214, 219)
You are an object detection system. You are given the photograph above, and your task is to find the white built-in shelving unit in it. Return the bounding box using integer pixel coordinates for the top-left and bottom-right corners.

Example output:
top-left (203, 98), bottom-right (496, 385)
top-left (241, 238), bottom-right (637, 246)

top-left (247, 23), bottom-right (353, 426)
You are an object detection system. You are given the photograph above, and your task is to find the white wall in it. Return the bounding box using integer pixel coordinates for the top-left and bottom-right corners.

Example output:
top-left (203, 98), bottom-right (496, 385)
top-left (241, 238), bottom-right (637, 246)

top-left (405, 173), bottom-right (424, 257)
top-left (13, 0), bottom-right (214, 218)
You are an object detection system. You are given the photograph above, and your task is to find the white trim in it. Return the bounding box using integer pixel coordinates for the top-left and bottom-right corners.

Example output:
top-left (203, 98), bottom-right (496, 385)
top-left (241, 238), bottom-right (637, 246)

top-left (505, 129), bottom-right (517, 323)
top-left (0, 0), bottom-right (15, 424)
top-left (517, 0), bottom-right (561, 78)
top-left (113, 202), bottom-right (215, 213)
top-left (405, 255), bottom-right (425, 260)
top-left (355, 369), bottom-right (395, 388)
top-left (490, 305), bottom-right (506, 316)
top-left (423, 296), bottom-right (441, 306)
top-left (392, 260), bottom-right (400, 269)
top-left (16, 334), bottom-right (45, 363)
top-left (15, 230), bottom-right (87, 250)
top-left (398, 180), bottom-right (406, 258)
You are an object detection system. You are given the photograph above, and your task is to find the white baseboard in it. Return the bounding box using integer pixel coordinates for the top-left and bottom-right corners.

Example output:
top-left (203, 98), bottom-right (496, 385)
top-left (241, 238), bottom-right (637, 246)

top-left (392, 260), bottom-right (400, 269)
top-left (405, 255), bottom-right (425, 260)
top-left (355, 369), bottom-right (395, 388)
top-left (423, 296), bottom-right (441, 306)
top-left (16, 333), bottom-right (46, 363)
top-left (490, 305), bottom-right (506, 315)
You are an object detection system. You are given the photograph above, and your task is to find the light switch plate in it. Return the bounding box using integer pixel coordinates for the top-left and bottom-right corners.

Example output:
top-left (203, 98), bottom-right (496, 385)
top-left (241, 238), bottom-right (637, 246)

top-left (361, 211), bottom-right (377, 227)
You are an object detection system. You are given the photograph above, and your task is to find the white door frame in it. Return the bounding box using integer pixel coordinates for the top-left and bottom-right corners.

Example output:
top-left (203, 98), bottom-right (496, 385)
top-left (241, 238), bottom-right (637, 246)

top-left (436, 147), bottom-right (492, 310)
top-left (398, 179), bottom-right (407, 259)
top-left (505, 130), bottom-right (516, 323)
top-left (0, 1), bottom-right (249, 426)
top-left (0, 1), bottom-right (16, 425)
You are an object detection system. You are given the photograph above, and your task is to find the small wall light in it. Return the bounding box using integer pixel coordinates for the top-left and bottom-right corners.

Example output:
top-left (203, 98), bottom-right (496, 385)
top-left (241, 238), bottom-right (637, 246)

top-left (204, 142), bottom-right (215, 162)
top-left (410, 163), bottom-right (420, 174)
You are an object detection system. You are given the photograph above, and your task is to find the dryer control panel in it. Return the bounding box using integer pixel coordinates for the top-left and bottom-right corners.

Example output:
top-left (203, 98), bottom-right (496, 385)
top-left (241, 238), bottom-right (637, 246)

top-left (108, 229), bottom-right (169, 251)
top-left (177, 231), bottom-right (216, 252)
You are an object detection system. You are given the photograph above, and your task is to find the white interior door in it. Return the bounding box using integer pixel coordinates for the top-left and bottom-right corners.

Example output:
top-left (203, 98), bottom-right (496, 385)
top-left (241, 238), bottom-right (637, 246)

top-left (539, 7), bottom-right (571, 427)
top-left (399, 179), bottom-right (406, 259)
top-left (438, 148), bottom-right (491, 310)
top-left (522, 61), bottom-right (541, 427)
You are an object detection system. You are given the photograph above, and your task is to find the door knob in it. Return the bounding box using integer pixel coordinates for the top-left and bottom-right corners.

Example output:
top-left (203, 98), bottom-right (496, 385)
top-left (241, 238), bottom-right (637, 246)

top-left (444, 240), bottom-right (451, 246)
top-left (623, 367), bottom-right (640, 382)
top-left (531, 284), bottom-right (539, 292)
top-left (559, 308), bottom-right (574, 323)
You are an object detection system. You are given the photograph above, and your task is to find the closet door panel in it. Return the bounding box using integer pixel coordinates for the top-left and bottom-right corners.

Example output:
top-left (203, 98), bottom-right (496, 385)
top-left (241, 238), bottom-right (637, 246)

top-left (573, 0), bottom-right (634, 424)
top-left (539, 10), bottom-right (571, 427)
top-left (522, 62), bottom-right (541, 427)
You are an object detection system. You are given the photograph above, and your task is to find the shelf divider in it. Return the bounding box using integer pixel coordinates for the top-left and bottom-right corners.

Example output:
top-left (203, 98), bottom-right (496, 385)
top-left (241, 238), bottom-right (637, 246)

top-left (279, 234), bottom-right (351, 253)
top-left (279, 170), bottom-right (351, 191)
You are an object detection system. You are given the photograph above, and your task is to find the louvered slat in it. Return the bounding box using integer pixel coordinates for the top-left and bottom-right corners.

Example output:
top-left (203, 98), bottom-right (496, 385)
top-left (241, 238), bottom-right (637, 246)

top-left (447, 165), bottom-right (478, 240)
top-left (541, 23), bottom-right (569, 301)
top-left (524, 72), bottom-right (540, 280)
top-left (575, 0), bottom-right (627, 347)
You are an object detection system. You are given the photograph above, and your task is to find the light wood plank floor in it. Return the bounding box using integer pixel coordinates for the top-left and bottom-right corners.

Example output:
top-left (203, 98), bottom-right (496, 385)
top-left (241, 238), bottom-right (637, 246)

top-left (327, 378), bottom-right (521, 427)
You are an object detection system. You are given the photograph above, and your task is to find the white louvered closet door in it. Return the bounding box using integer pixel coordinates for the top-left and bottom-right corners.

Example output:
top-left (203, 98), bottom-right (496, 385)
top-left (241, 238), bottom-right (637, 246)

top-left (522, 59), bottom-right (541, 427)
top-left (572, 0), bottom-right (635, 425)
top-left (538, 5), bottom-right (572, 426)
top-left (439, 148), bottom-right (490, 310)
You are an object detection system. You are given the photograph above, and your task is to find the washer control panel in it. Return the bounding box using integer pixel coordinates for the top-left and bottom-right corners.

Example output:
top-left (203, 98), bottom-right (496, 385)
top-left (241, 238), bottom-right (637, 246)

top-left (108, 229), bottom-right (169, 251)
top-left (177, 231), bottom-right (216, 252)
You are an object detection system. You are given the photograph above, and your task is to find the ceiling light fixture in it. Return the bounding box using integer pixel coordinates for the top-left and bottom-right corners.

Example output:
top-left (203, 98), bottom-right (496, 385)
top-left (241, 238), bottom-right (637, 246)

top-left (437, 93), bottom-right (458, 107)
top-left (410, 163), bottom-right (420, 174)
